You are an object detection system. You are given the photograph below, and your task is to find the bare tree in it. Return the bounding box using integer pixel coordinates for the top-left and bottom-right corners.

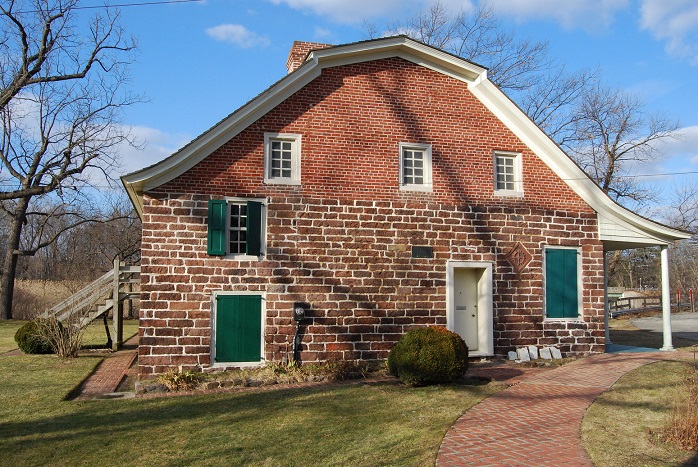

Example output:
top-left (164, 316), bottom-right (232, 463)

top-left (11, 192), bottom-right (140, 281)
top-left (0, 0), bottom-right (138, 319)
top-left (662, 181), bottom-right (698, 233)
top-left (370, 2), bottom-right (550, 92)
top-left (563, 84), bottom-right (681, 207)
top-left (519, 65), bottom-right (598, 144)
top-left (660, 182), bottom-right (698, 293)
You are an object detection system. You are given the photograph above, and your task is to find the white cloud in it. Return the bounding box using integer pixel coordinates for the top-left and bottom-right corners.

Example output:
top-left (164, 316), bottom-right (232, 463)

top-left (314, 27), bottom-right (332, 39)
top-left (205, 24), bottom-right (271, 48)
top-left (118, 126), bottom-right (192, 176)
top-left (487, 0), bottom-right (629, 30)
top-left (640, 0), bottom-right (698, 64)
top-left (666, 126), bottom-right (698, 165)
top-left (268, 0), bottom-right (444, 24)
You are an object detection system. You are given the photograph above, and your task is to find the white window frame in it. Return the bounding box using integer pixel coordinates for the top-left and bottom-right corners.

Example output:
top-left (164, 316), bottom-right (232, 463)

top-left (224, 197), bottom-right (267, 260)
top-left (264, 133), bottom-right (301, 185)
top-left (493, 151), bottom-right (523, 197)
top-left (399, 142), bottom-right (432, 192)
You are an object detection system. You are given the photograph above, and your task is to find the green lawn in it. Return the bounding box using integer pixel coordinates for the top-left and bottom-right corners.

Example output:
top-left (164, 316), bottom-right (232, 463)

top-left (582, 360), bottom-right (698, 466)
top-left (0, 320), bottom-right (26, 353)
top-left (81, 319), bottom-right (139, 348)
top-left (0, 319), bottom-right (139, 353)
top-left (0, 354), bottom-right (501, 466)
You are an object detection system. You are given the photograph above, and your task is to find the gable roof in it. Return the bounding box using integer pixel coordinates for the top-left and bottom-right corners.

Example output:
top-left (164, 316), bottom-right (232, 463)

top-left (122, 35), bottom-right (690, 247)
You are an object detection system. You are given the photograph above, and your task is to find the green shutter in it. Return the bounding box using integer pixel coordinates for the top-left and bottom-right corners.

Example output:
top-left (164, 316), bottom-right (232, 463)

top-left (246, 200), bottom-right (263, 256)
top-left (207, 199), bottom-right (227, 256)
top-left (545, 249), bottom-right (579, 318)
top-left (215, 294), bottom-right (262, 362)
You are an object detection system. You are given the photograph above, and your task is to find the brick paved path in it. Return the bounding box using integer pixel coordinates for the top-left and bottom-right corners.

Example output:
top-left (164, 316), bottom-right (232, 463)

top-left (75, 335), bottom-right (138, 400)
top-left (437, 352), bottom-right (677, 467)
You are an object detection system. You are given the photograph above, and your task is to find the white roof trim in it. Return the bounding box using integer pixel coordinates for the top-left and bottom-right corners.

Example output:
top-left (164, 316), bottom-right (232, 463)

top-left (467, 80), bottom-right (690, 246)
top-left (122, 37), bottom-right (487, 216)
top-left (122, 36), bottom-right (690, 247)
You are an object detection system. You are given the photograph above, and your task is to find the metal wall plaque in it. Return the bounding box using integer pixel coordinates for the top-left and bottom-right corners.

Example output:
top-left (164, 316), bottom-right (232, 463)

top-left (412, 246), bottom-right (433, 258)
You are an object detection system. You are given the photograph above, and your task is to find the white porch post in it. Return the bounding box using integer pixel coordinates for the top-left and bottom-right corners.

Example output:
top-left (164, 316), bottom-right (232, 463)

top-left (604, 252), bottom-right (611, 344)
top-left (660, 245), bottom-right (675, 351)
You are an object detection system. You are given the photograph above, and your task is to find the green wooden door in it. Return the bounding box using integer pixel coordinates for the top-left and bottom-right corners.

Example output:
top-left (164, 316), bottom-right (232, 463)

top-left (545, 249), bottom-right (579, 318)
top-left (215, 295), bottom-right (262, 362)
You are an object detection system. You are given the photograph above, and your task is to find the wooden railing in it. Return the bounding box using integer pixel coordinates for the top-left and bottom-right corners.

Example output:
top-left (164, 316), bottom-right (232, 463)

top-left (41, 260), bottom-right (140, 350)
top-left (609, 296), bottom-right (661, 312)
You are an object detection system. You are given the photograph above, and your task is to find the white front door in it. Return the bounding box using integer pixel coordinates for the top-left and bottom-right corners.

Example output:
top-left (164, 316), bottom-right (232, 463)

top-left (447, 261), bottom-right (494, 357)
top-left (453, 268), bottom-right (479, 351)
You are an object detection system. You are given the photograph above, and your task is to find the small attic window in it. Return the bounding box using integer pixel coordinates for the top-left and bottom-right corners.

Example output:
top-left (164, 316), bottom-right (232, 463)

top-left (264, 133), bottom-right (301, 185)
top-left (399, 142), bottom-right (432, 192)
top-left (493, 151), bottom-right (523, 197)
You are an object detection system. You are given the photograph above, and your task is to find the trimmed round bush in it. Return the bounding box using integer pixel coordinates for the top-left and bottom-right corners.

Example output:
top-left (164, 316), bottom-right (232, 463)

top-left (14, 319), bottom-right (54, 354)
top-left (388, 326), bottom-right (468, 386)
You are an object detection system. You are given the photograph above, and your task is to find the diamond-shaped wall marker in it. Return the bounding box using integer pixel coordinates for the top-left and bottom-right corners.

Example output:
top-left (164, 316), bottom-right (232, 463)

top-left (505, 242), bottom-right (532, 275)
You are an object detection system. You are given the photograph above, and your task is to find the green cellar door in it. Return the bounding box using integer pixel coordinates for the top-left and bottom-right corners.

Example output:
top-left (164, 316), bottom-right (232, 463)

top-left (215, 295), bottom-right (262, 363)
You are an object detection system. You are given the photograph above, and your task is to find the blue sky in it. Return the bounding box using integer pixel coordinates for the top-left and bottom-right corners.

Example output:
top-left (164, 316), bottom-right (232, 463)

top-left (112, 0), bottom-right (698, 207)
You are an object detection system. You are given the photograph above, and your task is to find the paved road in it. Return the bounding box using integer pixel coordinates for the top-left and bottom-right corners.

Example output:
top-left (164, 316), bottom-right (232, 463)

top-left (631, 312), bottom-right (698, 341)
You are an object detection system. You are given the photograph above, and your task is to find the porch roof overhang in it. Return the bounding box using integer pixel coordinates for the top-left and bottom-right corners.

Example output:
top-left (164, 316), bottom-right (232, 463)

top-left (598, 211), bottom-right (691, 251)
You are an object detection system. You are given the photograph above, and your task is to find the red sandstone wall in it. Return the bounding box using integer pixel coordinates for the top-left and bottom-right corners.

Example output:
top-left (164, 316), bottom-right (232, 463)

top-left (138, 57), bottom-right (605, 376)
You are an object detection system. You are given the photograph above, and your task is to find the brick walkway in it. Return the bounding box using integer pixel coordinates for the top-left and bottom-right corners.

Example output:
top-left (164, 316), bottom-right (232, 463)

top-left (74, 335), bottom-right (139, 400)
top-left (436, 352), bottom-right (680, 466)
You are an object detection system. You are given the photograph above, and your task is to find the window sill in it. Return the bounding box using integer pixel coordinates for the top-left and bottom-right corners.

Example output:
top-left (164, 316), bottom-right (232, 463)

top-left (543, 317), bottom-right (583, 322)
top-left (210, 361), bottom-right (265, 370)
top-left (263, 179), bottom-right (301, 186)
top-left (399, 184), bottom-right (433, 193)
top-left (223, 254), bottom-right (264, 261)
top-left (494, 189), bottom-right (524, 198)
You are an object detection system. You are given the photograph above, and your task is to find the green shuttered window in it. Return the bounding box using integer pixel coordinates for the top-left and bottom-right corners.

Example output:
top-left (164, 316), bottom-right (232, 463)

top-left (207, 199), bottom-right (264, 257)
top-left (246, 201), bottom-right (262, 256)
top-left (207, 199), bottom-right (227, 255)
top-left (545, 248), bottom-right (579, 319)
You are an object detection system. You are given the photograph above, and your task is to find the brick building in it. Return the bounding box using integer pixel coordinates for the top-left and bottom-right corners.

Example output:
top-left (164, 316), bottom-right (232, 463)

top-left (123, 36), bottom-right (689, 376)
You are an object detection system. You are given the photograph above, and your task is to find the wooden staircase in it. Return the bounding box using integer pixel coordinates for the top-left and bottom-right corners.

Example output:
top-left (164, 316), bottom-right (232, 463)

top-left (41, 260), bottom-right (140, 350)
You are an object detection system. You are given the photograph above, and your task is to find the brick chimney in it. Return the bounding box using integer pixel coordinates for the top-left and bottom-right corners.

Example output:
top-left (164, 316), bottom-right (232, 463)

top-left (286, 41), bottom-right (333, 73)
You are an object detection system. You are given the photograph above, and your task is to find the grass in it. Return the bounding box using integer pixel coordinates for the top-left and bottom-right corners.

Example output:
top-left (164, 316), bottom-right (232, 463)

top-left (0, 320), bottom-right (27, 353)
top-left (0, 319), bottom-right (139, 353)
top-left (582, 360), bottom-right (698, 466)
top-left (12, 280), bottom-right (86, 320)
top-left (81, 319), bottom-right (139, 348)
top-left (0, 354), bottom-right (502, 466)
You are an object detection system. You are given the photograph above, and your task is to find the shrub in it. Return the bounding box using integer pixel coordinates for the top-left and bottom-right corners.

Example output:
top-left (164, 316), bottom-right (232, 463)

top-left (38, 316), bottom-right (84, 358)
top-left (320, 357), bottom-right (367, 381)
top-left (388, 326), bottom-right (468, 386)
top-left (14, 319), bottom-right (55, 354)
top-left (157, 369), bottom-right (203, 391)
top-left (664, 369), bottom-right (698, 450)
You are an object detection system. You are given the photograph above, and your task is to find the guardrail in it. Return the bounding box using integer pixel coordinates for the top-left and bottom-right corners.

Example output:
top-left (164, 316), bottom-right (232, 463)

top-left (40, 260), bottom-right (140, 350)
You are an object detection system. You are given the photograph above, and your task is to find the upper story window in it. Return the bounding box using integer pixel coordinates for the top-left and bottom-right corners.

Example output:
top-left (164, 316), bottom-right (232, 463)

top-left (264, 133), bottom-right (301, 185)
top-left (227, 202), bottom-right (249, 255)
top-left (207, 198), bottom-right (266, 258)
top-left (399, 142), bottom-right (432, 192)
top-left (494, 151), bottom-right (523, 196)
